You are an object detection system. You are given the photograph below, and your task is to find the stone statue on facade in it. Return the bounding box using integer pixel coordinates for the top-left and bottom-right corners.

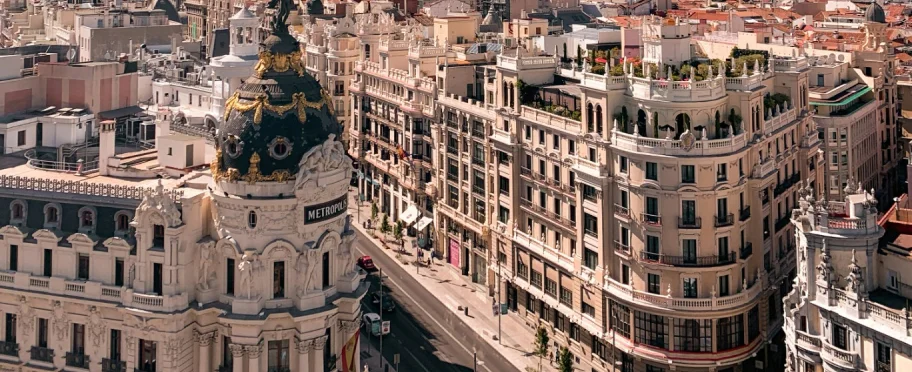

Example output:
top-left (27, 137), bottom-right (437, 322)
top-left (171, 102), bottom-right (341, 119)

top-left (297, 249), bottom-right (321, 296)
top-left (197, 243), bottom-right (215, 290)
top-left (238, 252), bottom-right (255, 299)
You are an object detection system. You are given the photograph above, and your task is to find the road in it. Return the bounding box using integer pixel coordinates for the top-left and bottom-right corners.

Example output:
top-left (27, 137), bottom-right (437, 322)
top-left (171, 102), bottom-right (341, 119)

top-left (354, 229), bottom-right (520, 372)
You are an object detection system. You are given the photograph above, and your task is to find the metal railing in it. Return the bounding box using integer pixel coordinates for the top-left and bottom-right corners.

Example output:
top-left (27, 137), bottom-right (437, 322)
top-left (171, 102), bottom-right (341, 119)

top-left (102, 358), bottom-right (127, 372)
top-left (740, 243), bottom-right (753, 260)
top-left (29, 346), bottom-right (53, 363)
top-left (678, 217), bottom-right (702, 229)
top-left (639, 251), bottom-right (736, 267)
top-left (66, 352), bottom-right (90, 368)
top-left (614, 204), bottom-right (629, 217)
top-left (739, 207), bottom-right (751, 221)
top-left (641, 213), bottom-right (662, 226)
top-left (0, 341), bottom-right (18, 357)
top-left (714, 213), bottom-right (734, 227)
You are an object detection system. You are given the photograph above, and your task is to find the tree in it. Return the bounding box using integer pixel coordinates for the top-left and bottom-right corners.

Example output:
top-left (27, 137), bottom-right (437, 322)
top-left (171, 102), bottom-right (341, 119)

top-left (393, 221), bottom-right (403, 244)
top-left (380, 214), bottom-right (390, 234)
top-left (534, 327), bottom-right (550, 372)
top-left (562, 43), bottom-right (568, 63)
top-left (576, 46), bottom-right (583, 68)
top-left (371, 201), bottom-right (378, 221)
top-left (557, 347), bottom-right (573, 372)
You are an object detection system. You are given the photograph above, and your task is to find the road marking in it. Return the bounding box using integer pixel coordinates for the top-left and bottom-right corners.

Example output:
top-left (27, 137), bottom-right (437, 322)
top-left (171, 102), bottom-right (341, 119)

top-left (355, 245), bottom-right (496, 372)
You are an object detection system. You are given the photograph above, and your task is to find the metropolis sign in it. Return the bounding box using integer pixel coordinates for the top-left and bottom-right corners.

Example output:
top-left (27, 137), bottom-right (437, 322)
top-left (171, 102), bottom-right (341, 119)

top-left (304, 195), bottom-right (348, 224)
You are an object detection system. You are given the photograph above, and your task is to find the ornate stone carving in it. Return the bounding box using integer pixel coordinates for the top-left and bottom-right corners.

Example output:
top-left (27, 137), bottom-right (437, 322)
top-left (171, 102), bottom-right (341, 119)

top-left (313, 335), bottom-right (328, 350)
top-left (136, 180), bottom-right (182, 227)
top-left (845, 249), bottom-right (866, 295)
top-left (197, 241), bottom-right (216, 290)
top-left (294, 134), bottom-right (352, 189)
top-left (16, 296), bottom-right (34, 346)
top-left (229, 344), bottom-right (246, 358)
top-left (244, 344), bottom-right (262, 359)
top-left (296, 249), bottom-right (321, 295)
top-left (196, 331), bottom-right (217, 347)
top-left (295, 338), bottom-right (313, 354)
top-left (164, 338), bottom-right (182, 360)
top-left (238, 251), bottom-right (256, 299)
top-left (87, 306), bottom-right (106, 348)
top-left (816, 239), bottom-right (833, 286)
top-left (51, 300), bottom-right (69, 341)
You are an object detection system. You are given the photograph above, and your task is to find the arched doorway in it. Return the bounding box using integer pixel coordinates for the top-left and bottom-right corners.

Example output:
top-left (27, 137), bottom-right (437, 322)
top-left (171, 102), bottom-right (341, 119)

top-left (637, 109), bottom-right (647, 136)
top-left (587, 103), bottom-right (594, 133)
top-left (675, 113), bottom-right (691, 139)
top-left (595, 105), bottom-right (603, 134)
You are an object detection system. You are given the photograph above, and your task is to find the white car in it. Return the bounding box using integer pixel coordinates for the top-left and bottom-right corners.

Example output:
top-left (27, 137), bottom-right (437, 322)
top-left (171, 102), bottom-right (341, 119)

top-left (361, 312), bottom-right (389, 337)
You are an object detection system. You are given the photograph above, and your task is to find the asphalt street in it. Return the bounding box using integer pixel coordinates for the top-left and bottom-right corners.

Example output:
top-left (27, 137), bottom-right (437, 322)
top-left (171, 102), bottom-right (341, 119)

top-left (353, 229), bottom-right (521, 372)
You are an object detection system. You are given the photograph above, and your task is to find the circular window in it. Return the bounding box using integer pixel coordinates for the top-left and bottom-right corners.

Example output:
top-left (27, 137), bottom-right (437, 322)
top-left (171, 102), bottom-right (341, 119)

top-left (268, 137), bottom-right (293, 160)
top-left (225, 136), bottom-right (243, 158)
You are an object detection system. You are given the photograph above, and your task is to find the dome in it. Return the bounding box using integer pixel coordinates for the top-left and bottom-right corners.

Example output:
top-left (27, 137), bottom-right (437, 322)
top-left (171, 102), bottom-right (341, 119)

top-left (864, 2), bottom-right (886, 24)
top-left (212, 1), bottom-right (341, 185)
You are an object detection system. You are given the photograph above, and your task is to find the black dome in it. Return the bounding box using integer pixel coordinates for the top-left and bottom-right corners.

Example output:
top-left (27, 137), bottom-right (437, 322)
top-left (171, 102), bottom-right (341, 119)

top-left (213, 26), bottom-right (341, 183)
top-left (865, 2), bottom-right (886, 24)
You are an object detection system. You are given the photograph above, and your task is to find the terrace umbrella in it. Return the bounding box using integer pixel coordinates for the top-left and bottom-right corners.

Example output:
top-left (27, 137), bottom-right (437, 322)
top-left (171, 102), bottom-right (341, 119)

top-left (659, 124), bottom-right (675, 139)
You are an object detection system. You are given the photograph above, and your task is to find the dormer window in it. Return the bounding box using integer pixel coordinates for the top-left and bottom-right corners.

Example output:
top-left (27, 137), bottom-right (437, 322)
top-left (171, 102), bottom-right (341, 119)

top-left (114, 211), bottom-right (133, 236)
top-left (10, 200), bottom-right (26, 224)
top-left (153, 225), bottom-right (165, 248)
top-left (78, 207), bottom-right (97, 233)
top-left (43, 203), bottom-right (61, 228)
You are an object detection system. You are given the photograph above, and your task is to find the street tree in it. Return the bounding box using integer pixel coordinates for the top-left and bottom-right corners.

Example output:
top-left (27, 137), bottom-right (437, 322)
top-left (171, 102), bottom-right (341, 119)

top-left (534, 327), bottom-right (549, 372)
top-left (371, 201), bottom-right (378, 221)
top-left (380, 214), bottom-right (390, 235)
top-left (558, 347), bottom-right (573, 372)
top-left (393, 221), bottom-right (403, 244)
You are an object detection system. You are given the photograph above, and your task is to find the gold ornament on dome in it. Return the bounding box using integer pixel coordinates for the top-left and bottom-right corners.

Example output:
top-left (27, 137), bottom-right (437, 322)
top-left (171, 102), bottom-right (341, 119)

top-left (210, 148), bottom-right (222, 177)
top-left (253, 50), bottom-right (306, 78)
top-left (223, 91), bottom-right (328, 125)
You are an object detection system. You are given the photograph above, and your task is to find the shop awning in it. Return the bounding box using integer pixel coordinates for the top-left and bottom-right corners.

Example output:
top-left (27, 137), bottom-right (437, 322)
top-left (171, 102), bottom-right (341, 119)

top-left (810, 86), bottom-right (871, 106)
top-left (99, 105), bottom-right (144, 119)
top-left (416, 217), bottom-right (433, 231)
top-left (399, 205), bottom-right (419, 226)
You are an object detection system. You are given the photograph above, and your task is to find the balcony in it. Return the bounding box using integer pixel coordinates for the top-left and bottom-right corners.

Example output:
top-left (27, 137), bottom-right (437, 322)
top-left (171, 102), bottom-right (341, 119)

top-left (614, 204), bottom-right (629, 218)
top-left (614, 240), bottom-right (630, 253)
top-left (775, 215), bottom-right (791, 232)
top-left (639, 251), bottom-right (736, 267)
top-left (0, 341), bottom-right (18, 357)
top-left (740, 242), bottom-right (753, 260)
top-left (102, 358), bottom-right (127, 372)
top-left (640, 213), bottom-right (662, 226)
top-left (66, 352), bottom-right (90, 369)
top-left (714, 213), bottom-right (734, 227)
top-left (774, 173), bottom-right (801, 197)
top-left (29, 346), bottom-right (53, 363)
top-left (611, 130), bottom-right (748, 157)
top-left (739, 207), bottom-right (751, 222)
top-left (822, 343), bottom-right (857, 370)
top-left (604, 275), bottom-right (764, 312)
top-left (678, 217), bottom-right (701, 229)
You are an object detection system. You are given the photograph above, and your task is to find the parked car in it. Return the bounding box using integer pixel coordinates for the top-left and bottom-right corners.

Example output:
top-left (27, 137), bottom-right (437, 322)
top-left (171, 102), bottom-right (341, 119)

top-left (357, 255), bottom-right (377, 272)
top-left (361, 312), bottom-right (389, 337)
top-left (370, 292), bottom-right (396, 313)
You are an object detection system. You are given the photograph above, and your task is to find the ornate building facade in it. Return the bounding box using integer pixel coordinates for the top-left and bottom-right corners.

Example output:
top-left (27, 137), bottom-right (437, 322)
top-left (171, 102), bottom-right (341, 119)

top-left (0, 4), bottom-right (365, 372)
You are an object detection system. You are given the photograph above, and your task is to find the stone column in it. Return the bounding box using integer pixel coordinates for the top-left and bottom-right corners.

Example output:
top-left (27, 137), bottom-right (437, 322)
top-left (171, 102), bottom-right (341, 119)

top-left (245, 344), bottom-right (262, 372)
top-left (229, 344), bottom-right (245, 372)
top-left (312, 335), bottom-right (328, 372)
top-left (197, 332), bottom-right (215, 372)
top-left (295, 337), bottom-right (313, 371)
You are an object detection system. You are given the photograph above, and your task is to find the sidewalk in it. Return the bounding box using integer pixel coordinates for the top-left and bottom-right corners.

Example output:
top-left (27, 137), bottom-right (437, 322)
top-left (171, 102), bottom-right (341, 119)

top-left (360, 332), bottom-right (397, 372)
top-left (348, 192), bottom-right (556, 372)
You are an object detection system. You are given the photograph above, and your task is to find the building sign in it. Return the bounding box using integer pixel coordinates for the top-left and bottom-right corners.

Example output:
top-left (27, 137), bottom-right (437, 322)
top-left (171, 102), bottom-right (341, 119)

top-left (304, 195), bottom-right (347, 224)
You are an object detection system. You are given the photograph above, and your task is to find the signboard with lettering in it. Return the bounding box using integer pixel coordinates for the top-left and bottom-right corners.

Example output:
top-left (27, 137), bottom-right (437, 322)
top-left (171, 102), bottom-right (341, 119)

top-left (303, 195), bottom-right (348, 224)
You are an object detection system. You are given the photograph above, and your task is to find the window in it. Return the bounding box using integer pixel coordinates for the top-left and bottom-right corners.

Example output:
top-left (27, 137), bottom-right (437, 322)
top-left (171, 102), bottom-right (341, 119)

top-left (38, 318), bottom-right (48, 348)
top-left (72, 323), bottom-right (86, 354)
top-left (645, 197), bottom-right (659, 223)
top-left (717, 164), bottom-right (727, 181)
top-left (610, 300), bottom-right (631, 339)
top-left (592, 336), bottom-right (609, 360)
top-left (8, 245), bottom-right (17, 272)
top-left (583, 213), bottom-right (598, 237)
top-left (682, 200), bottom-right (696, 224)
top-left (559, 286), bottom-right (572, 306)
top-left (584, 249), bottom-right (598, 270)
top-left (634, 311), bottom-right (667, 349)
top-left (569, 204), bottom-right (576, 225)
top-left (718, 275), bottom-right (730, 297)
top-left (681, 165), bottom-right (695, 183)
top-left (153, 225), bottom-right (165, 248)
top-left (10, 202), bottom-right (24, 221)
top-left (683, 278), bottom-right (697, 298)
top-left (45, 205), bottom-right (59, 224)
top-left (516, 260), bottom-right (528, 279)
top-left (646, 162), bottom-right (657, 181)
top-left (152, 263), bottom-right (162, 295)
top-left (138, 339), bottom-right (157, 372)
top-left (498, 176), bottom-right (509, 195)
top-left (718, 237), bottom-right (730, 257)
top-left (568, 139), bottom-right (576, 154)
top-left (552, 134), bottom-right (559, 150)
top-left (5, 314), bottom-right (16, 343)
top-left (17, 130), bottom-right (25, 146)
top-left (538, 160), bottom-right (546, 176)
top-left (582, 301), bottom-right (595, 317)
top-left (115, 259), bottom-right (124, 287)
top-left (222, 336), bottom-right (232, 368)
top-left (877, 342), bottom-right (892, 371)
top-left (832, 323), bottom-right (848, 350)
top-left (552, 165), bottom-right (561, 183)
top-left (621, 264), bottom-right (630, 284)
top-left (322, 252), bottom-right (330, 288)
top-left (268, 340), bottom-right (290, 370)
top-left (583, 184), bottom-right (598, 201)
top-left (674, 319), bottom-right (711, 352)
top-left (545, 278), bottom-right (557, 297)
top-left (569, 323), bottom-right (580, 341)
top-left (646, 365), bottom-right (665, 372)
top-left (110, 329), bottom-right (121, 361)
top-left (647, 273), bottom-right (661, 294)
top-left (273, 261), bottom-right (285, 298)
top-left (43, 249), bottom-right (53, 277)
top-left (748, 306), bottom-right (759, 342)
top-left (248, 211), bottom-right (257, 228)
top-left (498, 206), bottom-right (509, 224)
top-left (646, 236), bottom-right (660, 260)
top-left (531, 269), bottom-right (542, 288)
top-left (619, 156), bottom-right (628, 173)
top-left (716, 314), bottom-right (744, 351)
top-left (538, 129), bottom-right (545, 145)
top-left (116, 213), bottom-right (131, 232)
top-left (77, 254), bottom-right (90, 281)
top-left (524, 126), bottom-right (531, 140)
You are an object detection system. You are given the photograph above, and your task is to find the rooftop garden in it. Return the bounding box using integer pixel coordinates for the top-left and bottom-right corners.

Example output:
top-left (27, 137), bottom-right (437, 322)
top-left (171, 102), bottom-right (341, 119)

top-left (589, 47), bottom-right (772, 81)
top-left (518, 80), bottom-right (583, 121)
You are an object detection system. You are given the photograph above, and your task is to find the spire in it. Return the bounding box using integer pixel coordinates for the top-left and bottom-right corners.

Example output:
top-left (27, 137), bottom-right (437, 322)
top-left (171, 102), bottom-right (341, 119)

top-left (846, 249), bottom-right (866, 295)
top-left (816, 239), bottom-right (833, 286)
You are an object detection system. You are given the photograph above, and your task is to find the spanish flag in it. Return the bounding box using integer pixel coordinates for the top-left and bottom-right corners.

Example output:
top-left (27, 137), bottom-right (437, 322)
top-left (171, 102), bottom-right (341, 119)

top-left (341, 329), bottom-right (360, 372)
top-left (395, 145), bottom-right (410, 160)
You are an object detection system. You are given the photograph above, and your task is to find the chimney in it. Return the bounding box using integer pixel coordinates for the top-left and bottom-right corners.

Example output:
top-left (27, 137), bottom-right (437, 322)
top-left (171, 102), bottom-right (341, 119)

top-left (98, 120), bottom-right (116, 176)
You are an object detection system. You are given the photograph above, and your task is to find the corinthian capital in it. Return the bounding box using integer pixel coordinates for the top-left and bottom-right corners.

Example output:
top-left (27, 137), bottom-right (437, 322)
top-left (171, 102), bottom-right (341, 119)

top-left (295, 337), bottom-right (313, 354)
top-left (229, 344), bottom-right (246, 358)
top-left (244, 344), bottom-right (263, 359)
top-left (313, 335), bottom-right (328, 350)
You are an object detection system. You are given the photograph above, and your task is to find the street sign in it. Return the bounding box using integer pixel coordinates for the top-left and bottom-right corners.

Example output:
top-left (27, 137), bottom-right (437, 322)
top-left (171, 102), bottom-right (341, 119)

top-left (371, 321), bottom-right (381, 335)
top-left (500, 304), bottom-right (508, 315)
top-left (393, 354), bottom-right (400, 364)
top-left (381, 321), bottom-right (391, 334)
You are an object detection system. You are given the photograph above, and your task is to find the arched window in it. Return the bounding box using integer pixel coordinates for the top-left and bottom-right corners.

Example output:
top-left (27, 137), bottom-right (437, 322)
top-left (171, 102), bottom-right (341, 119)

top-left (637, 109), bottom-right (647, 136)
top-left (596, 105), bottom-right (603, 134)
top-left (44, 204), bottom-right (59, 225)
top-left (115, 211), bottom-right (133, 233)
top-left (652, 113), bottom-right (659, 138)
top-left (586, 103), bottom-right (594, 132)
top-left (10, 200), bottom-right (25, 221)
top-left (675, 113), bottom-right (691, 139)
top-left (81, 210), bottom-right (94, 227)
top-left (248, 211), bottom-right (258, 228)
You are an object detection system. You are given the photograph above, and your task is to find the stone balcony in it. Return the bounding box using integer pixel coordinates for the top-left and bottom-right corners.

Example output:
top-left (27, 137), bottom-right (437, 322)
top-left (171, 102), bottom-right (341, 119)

top-left (519, 105), bottom-right (582, 134)
top-left (611, 130), bottom-right (748, 157)
top-left (822, 342), bottom-right (857, 370)
top-left (0, 271), bottom-right (188, 312)
top-left (497, 54), bottom-right (558, 72)
top-left (724, 70), bottom-right (773, 91)
top-left (763, 106), bottom-right (798, 136)
top-left (628, 75), bottom-right (726, 102)
top-left (379, 38), bottom-right (409, 52)
top-left (771, 57), bottom-right (809, 73)
top-left (603, 274), bottom-right (764, 312)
